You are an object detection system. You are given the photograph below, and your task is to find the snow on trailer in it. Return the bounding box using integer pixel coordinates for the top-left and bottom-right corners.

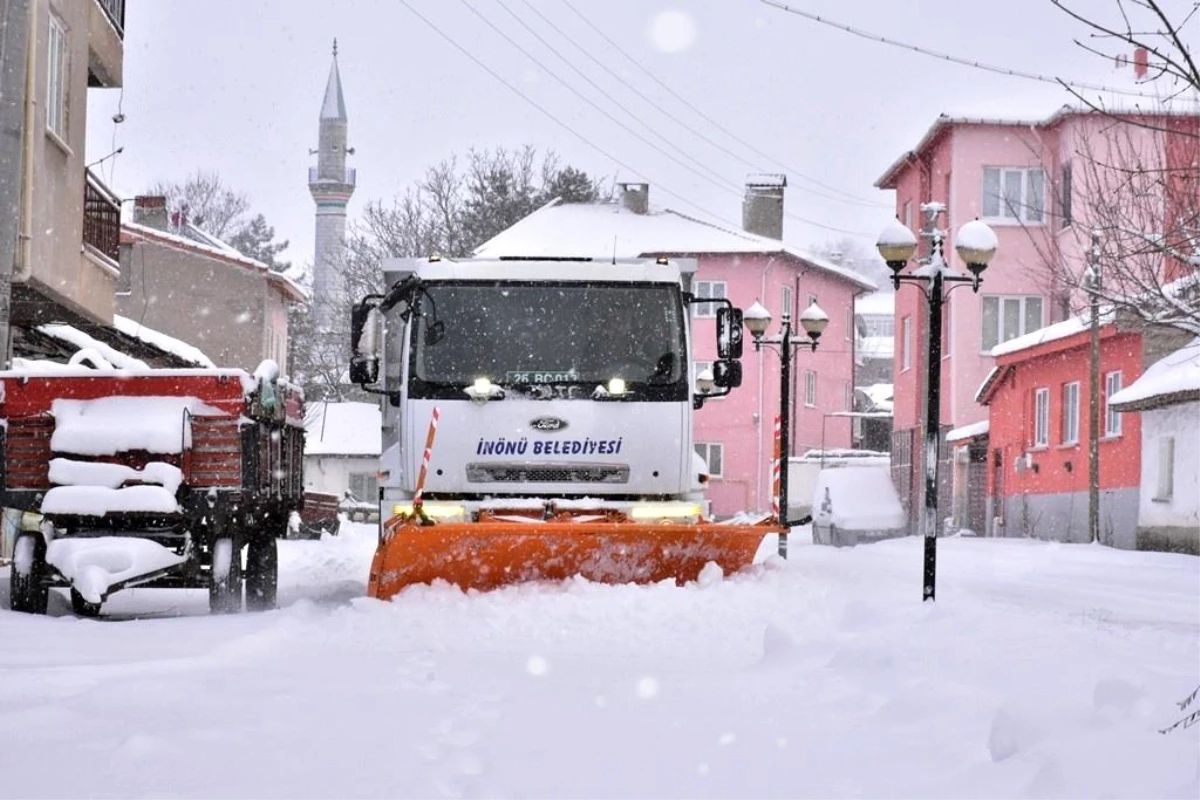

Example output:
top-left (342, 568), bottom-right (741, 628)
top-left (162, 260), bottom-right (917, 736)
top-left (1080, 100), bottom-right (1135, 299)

top-left (1, 365), bottom-right (306, 617)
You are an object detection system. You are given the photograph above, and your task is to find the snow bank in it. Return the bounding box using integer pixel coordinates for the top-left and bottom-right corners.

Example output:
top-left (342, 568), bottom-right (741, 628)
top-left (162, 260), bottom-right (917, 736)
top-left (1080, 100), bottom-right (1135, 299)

top-left (40, 485), bottom-right (181, 516)
top-left (813, 465), bottom-right (905, 530)
top-left (50, 396), bottom-right (225, 456)
top-left (49, 458), bottom-right (183, 494)
top-left (45, 536), bottom-right (186, 603)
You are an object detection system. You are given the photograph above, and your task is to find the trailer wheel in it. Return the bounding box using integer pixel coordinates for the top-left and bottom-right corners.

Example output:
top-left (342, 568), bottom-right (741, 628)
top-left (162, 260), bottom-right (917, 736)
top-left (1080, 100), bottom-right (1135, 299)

top-left (70, 588), bottom-right (102, 618)
top-left (245, 536), bottom-right (278, 611)
top-left (10, 534), bottom-right (49, 615)
top-left (208, 537), bottom-right (243, 614)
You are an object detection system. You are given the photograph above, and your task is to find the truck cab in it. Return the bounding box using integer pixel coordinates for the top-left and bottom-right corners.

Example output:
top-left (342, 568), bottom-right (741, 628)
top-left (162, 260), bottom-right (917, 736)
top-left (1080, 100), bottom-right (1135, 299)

top-left (351, 256), bottom-right (743, 524)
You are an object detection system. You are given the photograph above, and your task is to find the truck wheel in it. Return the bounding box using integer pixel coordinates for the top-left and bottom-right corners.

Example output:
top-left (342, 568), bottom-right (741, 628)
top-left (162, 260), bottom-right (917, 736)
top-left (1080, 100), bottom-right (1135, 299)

top-left (10, 534), bottom-right (49, 615)
top-left (245, 537), bottom-right (278, 611)
top-left (208, 537), bottom-right (243, 614)
top-left (70, 588), bottom-right (102, 618)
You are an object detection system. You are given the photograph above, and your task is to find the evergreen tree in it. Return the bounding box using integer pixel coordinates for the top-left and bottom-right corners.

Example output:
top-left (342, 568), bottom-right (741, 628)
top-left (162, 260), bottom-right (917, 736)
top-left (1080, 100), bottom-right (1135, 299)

top-left (228, 213), bottom-right (292, 272)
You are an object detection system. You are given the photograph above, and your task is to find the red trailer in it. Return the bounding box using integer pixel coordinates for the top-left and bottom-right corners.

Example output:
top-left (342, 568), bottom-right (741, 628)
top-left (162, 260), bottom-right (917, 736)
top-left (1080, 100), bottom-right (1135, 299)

top-left (1, 367), bottom-right (305, 616)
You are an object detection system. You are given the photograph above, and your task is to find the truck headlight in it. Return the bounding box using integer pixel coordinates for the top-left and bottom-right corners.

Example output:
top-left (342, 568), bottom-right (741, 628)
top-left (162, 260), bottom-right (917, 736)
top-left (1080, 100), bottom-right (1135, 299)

top-left (629, 502), bottom-right (703, 522)
top-left (392, 503), bottom-right (467, 521)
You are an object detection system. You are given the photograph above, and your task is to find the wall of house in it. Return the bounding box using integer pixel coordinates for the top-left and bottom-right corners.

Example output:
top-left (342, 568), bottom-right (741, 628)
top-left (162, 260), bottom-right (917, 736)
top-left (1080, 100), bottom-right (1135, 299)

top-left (693, 252), bottom-right (863, 517)
top-left (1136, 402), bottom-right (1199, 554)
top-left (263, 284), bottom-right (291, 369)
top-left (986, 329), bottom-right (1143, 545)
top-left (118, 239), bottom-right (269, 369)
top-left (304, 455), bottom-right (380, 498)
top-left (19, 0), bottom-right (119, 323)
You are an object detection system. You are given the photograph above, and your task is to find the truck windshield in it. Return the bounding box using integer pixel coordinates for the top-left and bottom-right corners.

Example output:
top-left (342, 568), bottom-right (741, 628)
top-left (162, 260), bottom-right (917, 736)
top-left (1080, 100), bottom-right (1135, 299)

top-left (409, 282), bottom-right (687, 400)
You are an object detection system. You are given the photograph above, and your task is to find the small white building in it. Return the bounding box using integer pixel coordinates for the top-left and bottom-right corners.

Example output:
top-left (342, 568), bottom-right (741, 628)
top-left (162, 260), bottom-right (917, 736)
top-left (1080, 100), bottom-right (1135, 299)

top-left (1109, 337), bottom-right (1200, 554)
top-left (304, 402), bottom-right (382, 505)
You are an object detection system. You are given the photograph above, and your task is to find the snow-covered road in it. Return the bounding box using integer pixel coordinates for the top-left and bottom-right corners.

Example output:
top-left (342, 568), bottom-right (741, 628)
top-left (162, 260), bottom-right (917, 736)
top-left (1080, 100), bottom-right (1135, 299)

top-left (2, 525), bottom-right (1197, 799)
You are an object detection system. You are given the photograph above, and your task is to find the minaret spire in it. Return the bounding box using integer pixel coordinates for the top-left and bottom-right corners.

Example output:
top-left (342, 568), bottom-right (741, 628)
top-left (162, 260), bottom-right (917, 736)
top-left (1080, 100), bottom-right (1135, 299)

top-left (309, 43), bottom-right (355, 334)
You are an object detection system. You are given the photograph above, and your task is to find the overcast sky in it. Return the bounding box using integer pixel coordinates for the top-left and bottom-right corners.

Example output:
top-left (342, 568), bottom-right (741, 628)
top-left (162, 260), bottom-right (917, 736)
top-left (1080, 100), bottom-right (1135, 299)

top-left (85, 0), bottom-right (1172, 276)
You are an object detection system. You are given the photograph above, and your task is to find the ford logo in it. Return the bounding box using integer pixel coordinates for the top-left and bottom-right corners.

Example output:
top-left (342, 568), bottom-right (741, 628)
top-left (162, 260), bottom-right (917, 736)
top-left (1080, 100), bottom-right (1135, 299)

top-left (530, 416), bottom-right (568, 433)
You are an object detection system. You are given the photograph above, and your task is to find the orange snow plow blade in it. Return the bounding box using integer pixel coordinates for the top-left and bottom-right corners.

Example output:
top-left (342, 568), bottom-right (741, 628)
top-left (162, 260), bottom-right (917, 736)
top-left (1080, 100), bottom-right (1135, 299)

top-left (367, 511), bottom-right (778, 598)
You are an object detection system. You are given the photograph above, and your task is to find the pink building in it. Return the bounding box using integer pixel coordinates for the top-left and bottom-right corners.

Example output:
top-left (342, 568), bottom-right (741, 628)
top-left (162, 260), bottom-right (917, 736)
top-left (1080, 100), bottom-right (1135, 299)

top-left (476, 179), bottom-right (876, 517)
top-left (875, 106), bottom-right (1198, 533)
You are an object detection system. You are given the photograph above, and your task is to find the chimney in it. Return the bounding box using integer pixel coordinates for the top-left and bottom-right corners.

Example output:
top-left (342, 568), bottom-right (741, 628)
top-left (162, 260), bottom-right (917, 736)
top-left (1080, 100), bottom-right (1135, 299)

top-left (133, 195), bottom-right (169, 230)
top-left (742, 173), bottom-right (786, 240)
top-left (617, 181), bottom-right (649, 214)
top-left (1133, 47), bottom-right (1148, 80)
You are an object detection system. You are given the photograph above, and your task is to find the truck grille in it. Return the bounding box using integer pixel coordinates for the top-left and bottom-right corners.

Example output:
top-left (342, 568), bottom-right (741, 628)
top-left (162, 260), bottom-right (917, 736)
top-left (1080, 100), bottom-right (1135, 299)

top-left (466, 462), bottom-right (630, 484)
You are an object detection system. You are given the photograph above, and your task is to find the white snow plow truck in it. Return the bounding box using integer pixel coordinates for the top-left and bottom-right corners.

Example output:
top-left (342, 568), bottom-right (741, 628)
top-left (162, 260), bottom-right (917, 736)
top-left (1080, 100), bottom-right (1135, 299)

top-left (350, 256), bottom-right (782, 598)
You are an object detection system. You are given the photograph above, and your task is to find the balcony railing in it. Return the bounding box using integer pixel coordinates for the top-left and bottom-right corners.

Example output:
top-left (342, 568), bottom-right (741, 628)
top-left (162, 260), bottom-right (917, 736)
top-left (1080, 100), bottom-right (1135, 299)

top-left (96, 0), bottom-right (125, 37)
top-left (308, 166), bottom-right (356, 187)
top-left (84, 169), bottom-right (121, 264)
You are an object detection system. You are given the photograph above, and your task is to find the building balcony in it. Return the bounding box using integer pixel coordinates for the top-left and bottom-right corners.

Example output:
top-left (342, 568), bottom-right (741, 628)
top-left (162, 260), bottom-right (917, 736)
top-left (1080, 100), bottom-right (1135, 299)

top-left (308, 166), bottom-right (357, 188)
top-left (87, 0), bottom-right (124, 88)
top-left (83, 169), bottom-right (121, 265)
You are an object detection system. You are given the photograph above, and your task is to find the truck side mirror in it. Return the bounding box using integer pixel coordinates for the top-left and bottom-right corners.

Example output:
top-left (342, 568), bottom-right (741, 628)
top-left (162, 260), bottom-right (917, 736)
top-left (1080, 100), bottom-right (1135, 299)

top-left (350, 302), bottom-right (380, 386)
top-left (349, 355), bottom-right (378, 385)
top-left (716, 307), bottom-right (743, 360)
top-left (712, 359), bottom-right (742, 388)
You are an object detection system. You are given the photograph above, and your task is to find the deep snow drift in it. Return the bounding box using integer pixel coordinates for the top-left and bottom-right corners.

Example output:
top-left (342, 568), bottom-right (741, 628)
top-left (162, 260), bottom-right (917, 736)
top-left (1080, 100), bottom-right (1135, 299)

top-left (1, 524), bottom-right (1197, 799)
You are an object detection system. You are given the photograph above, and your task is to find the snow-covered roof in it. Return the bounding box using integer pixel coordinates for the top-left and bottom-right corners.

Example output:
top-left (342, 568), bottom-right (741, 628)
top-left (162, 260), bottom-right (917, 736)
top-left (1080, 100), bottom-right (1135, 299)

top-left (876, 102), bottom-right (1199, 188)
top-left (475, 200), bottom-right (876, 292)
top-left (858, 382), bottom-right (893, 412)
top-left (305, 401), bottom-right (381, 457)
top-left (113, 315), bottom-right (216, 368)
top-left (947, 420), bottom-right (989, 443)
top-left (1109, 337), bottom-right (1200, 411)
top-left (855, 292), bottom-right (895, 316)
top-left (123, 222), bottom-right (307, 303)
top-left (991, 308), bottom-right (1115, 359)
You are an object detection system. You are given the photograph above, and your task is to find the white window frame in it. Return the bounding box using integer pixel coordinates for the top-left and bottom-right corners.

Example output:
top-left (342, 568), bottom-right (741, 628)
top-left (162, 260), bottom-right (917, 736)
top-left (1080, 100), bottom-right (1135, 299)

top-left (781, 285), bottom-right (793, 322)
top-left (1033, 388), bottom-right (1050, 448)
top-left (804, 370), bottom-right (817, 407)
top-left (844, 380), bottom-right (853, 411)
top-left (694, 442), bottom-right (724, 478)
top-left (982, 167), bottom-right (1046, 223)
top-left (1104, 371), bottom-right (1123, 436)
top-left (692, 281), bottom-right (727, 318)
top-left (901, 316), bottom-right (912, 372)
top-left (981, 295), bottom-right (1044, 352)
top-left (1061, 382), bottom-right (1080, 445)
top-left (903, 200), bottom-right (913, 230)
top-left (46, 13), bottom-right (68, 141)
top-left (1154, 437), bottom-right (1174, 501)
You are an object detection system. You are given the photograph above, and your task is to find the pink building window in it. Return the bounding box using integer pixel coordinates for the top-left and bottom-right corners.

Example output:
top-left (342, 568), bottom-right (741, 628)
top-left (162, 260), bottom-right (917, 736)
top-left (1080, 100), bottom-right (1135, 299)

top-left (982, 167), bottom-right (1046, 223)
top-left (694, 442), bottom-right (723, 478)
top-left (692, 281), bottom-right (726, 318)
top-left (1105, 371), bottom-right (1124, 436)
top-left (901, 316), bottom-right (912, 371)
top-left (805, 370), bottom-right (817, 407)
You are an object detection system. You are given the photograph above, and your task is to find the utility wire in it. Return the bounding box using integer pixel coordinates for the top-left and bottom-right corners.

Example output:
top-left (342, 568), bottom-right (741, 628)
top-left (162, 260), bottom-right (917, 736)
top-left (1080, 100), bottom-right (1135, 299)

top-left (460, 0), bottom-right (872, 236)
top-left (522, 0), bottom-right (886, 211)
top-left (560, 0), bottom-right (891, 208)
top-left (760, 0), bottom-right (1168, 99)
top-left (458, 0), bottom-right (743, 197)
top-left (396, 1), bottom-right (737, 232)
top-left (483, 0), bottom-right (736, 192)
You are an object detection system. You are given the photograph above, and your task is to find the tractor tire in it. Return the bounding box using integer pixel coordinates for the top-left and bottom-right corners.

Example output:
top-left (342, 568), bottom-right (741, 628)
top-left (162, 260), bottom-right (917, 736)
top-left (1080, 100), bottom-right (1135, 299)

top-left (208, 537), bottom-right (244, 614)
top-left (70, 588), bottom-right (102, 618)
top-left (245, 536), bottom-right (278, 612)
top-left (10, 534), bottom-right (49, 615)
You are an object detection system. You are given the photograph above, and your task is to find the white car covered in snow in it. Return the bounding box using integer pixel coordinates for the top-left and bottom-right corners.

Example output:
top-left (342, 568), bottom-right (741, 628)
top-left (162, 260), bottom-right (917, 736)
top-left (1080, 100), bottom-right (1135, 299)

top-left (811, 465), bottom-right (907, 546)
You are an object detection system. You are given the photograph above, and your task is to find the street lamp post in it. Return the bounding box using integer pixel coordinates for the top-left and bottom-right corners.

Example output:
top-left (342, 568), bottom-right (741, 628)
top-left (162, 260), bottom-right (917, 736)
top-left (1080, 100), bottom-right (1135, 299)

top-left (744, 300), bottom-right (828, 559)
top-left (876, 203), bottom-right (997, 602)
